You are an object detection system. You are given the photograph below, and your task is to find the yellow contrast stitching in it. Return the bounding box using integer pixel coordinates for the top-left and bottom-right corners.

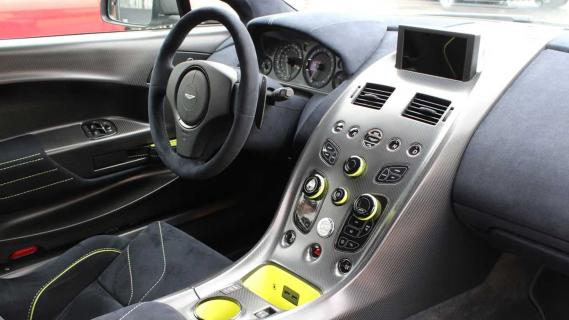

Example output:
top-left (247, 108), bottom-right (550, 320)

top-left (0, 178), bottom-right (73, 200)
top-left (0, 158), bottom-right (44, 172)
top-left (0, 168), bottom-right (59, 187)
top-left (126, 246), bottom-right (134, 305)
top-left (27, 248), bottom-right (122, 320)
top-left (0, 153), bottom-right (41, 167)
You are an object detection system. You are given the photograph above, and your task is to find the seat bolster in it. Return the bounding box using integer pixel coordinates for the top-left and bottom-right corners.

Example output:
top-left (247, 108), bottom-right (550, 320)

top-left (98, 222), bottom-right (231, 305)
top-left (92, 302), bottom-right (185, 320)
top-left (55, 282), bottom-right (123, 320)
top-left (0, 235), bottom-right (128, 320)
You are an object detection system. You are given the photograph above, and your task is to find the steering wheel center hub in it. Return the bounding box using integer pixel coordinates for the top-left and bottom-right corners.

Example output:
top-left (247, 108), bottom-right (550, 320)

top-left (176, 68), bottom-right (210, 127)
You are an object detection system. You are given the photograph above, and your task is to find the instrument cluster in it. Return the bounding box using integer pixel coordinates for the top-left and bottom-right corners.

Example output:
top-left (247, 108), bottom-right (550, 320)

top-left (258, 33), bottom-right (346, 94)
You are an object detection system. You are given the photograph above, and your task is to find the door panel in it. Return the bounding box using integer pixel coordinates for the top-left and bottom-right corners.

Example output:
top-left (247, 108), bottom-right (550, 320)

top-left (0, 26), bottom-right (236, 267)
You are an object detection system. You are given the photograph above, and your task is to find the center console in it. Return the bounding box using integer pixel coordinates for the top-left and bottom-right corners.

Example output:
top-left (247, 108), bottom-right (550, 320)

top-left (158, 22), bottom-right (558, 320)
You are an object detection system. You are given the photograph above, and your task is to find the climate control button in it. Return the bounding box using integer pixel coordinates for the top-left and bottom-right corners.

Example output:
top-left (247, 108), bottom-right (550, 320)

top-left (331, 187), bottom-right (349, 205)
top-left (303, 174), bottom-right (327, 200)
top-left (343, 156), bottom-right (366, 178)
top-left (353, 194), bottom-right (381, 221)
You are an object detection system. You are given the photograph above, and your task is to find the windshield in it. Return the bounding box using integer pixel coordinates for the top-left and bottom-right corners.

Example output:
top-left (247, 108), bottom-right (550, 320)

top-left (285, 0), bottom-right (569, 27)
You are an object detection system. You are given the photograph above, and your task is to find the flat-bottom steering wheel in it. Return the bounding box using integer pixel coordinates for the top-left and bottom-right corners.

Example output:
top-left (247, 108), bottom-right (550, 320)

top-left (148, 7), bottom-right (259, 179)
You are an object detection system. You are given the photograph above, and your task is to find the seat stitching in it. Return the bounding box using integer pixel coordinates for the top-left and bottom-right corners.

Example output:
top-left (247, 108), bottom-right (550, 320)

top-left (138, 222), bottom-right (166, 303)
top-left (118, 303), bottom-right (144, 320)
top-left (0, 178), bottom-right (73, 200)
top-left (0, 153), bottom-right (41, 167)
top-left (0, 158), bottom-right (44, 172)
top-left (0, 168), bottom-right (59, 187)
top-left (27, 248), bottom-right (122, 320)
top-left (126, 246), bottom-right (134, 306)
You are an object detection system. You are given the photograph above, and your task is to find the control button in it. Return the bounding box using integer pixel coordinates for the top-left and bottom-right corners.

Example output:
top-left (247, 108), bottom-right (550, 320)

top-left (338, 258), bottom-right (352, 274)
top-left (387, 174), bottom-right (401, 182)
top-left (390, 166), bottom-right (407, 175)
top-left (407, 143), bottom-right (422, 157)
top-left (338, 237), bottom-right (348, 247)
top-left (345, 240), bottom-right (360, 250)
top-left (377, 169), bottom-right (389, 182)
top-left (221, 283), bottom-right (242, 295)
top-left (348, 216), bottom-right (365, 228)
top-left (343, 225), bottom-right (359, 237)
top-left (347, 126), bottom-right (359, 138)
top-left (303, 174), bottom-right (327, 200)
top-left (343, 156), bottom-right (366, 178)
top-left (331, 187), bottom-right (349, 206)
top-left (316, 218), bottom-right (335, 238)
top-left (353, 194), bottom-right (381, 221)
top-left (362, 128), bottom-right (382, 149)
top-left (359, 220), bottom-right (374, 237)
top-left (255, 307), bottom-right (277, 318)
top-left (376, 166), bottom-right (408, 184)
top-left (81, 119), bottom-right (117, 140)
top-left (387, 138), bottom-right (401, 151)
top-left (283, 230), bottom-right (296, 247)
top-left (300, 216), bottom-right (312, 229)
top-left (321, 139), bottom-right (339, 166)
top-left (333, 121), bottom-right (345, 133)
top-left (310, 243), bottom-right (322, 259)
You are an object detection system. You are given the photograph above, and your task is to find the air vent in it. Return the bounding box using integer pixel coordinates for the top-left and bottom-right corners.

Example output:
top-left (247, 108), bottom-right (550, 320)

top-left (402, 93), bottom-right (451, 125)
top-left (353, 83), bottom-right (395, 110)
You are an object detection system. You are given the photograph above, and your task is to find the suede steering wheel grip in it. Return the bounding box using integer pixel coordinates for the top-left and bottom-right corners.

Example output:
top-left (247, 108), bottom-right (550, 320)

top-left (148, 7), bottom-right (259, 180)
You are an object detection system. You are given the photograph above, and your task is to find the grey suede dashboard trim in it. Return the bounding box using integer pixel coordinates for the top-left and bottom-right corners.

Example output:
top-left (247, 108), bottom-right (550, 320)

top-left (547, 31), bottom-right (569, 53)
top-left (453, 45), bottom-right (569, 245)
top-left (247, 12), bottom-right (388, 76)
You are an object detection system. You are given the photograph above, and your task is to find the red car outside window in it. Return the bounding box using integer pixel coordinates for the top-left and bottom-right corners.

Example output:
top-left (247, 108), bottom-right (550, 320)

top-left (0, 0), bottom-right (125, 40)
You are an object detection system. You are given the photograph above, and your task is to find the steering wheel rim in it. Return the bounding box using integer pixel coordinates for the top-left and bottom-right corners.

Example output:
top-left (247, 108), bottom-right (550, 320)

top-left (148, 7), bottom-right (259, 180)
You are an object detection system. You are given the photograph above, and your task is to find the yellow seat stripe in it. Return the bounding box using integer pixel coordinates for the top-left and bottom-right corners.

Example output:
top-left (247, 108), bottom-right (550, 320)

top-left (27, 248), bottom-right (122, 320)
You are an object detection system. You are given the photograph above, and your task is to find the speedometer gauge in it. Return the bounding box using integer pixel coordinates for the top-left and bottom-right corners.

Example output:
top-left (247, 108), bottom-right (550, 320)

top-left (274, 44), bottom-right (303, 82)
top-left (303, 46), bottom-right (335, 89)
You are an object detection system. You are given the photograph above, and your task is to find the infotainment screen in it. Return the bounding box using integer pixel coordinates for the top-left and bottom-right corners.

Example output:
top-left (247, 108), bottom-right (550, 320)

top-left (396, 26), bottom-right (480, 81)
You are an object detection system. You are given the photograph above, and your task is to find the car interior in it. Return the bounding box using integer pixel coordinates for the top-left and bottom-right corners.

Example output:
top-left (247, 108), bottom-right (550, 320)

top-left (1, 0), bottom-right (569, 319)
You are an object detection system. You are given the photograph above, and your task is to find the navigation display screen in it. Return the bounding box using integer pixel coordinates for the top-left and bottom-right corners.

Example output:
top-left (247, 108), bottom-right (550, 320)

top-left (396, 26), bottom-right (480, 81)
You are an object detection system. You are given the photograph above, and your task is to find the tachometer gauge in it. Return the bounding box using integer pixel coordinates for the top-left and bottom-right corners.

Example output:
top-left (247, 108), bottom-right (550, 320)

top-left (260, 57), bottom-right (272, 75)
top-left (274, 43), bottom-right (303, 82)
top-left (304, 46), bottom-right (335, 89)
top-left (332, 71), bottom-right (347, 89)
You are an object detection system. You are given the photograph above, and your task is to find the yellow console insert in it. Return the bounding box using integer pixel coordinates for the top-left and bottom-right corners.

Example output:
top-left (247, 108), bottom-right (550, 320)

top-left (241, 263), bottom-right (321, 310)
top-left (194, 297), bottom-right (241, 320)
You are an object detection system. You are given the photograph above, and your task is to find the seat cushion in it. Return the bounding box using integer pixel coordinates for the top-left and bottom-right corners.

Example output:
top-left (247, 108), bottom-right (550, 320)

top-left (0, 222), bottom-right (231, 320)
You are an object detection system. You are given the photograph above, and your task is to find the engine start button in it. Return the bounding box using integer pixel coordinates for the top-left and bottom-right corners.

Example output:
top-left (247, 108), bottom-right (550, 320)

top-left (316, 218), bottom-right (335, 238)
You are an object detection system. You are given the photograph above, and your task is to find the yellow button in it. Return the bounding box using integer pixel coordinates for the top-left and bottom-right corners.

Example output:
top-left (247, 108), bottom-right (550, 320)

top-left (194, 297), bottom-right (241, 320)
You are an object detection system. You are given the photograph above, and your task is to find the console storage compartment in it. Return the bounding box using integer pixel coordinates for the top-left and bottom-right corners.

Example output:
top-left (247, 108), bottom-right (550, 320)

top-left (241, 263), bottom-right (321, 310)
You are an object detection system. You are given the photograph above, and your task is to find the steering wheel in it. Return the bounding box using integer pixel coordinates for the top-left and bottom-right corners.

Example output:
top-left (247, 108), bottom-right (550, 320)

top-left (148, 7), bottom-right (259, 180)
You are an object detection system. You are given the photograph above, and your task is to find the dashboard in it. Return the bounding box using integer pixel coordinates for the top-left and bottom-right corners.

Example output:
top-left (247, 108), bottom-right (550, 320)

top-left (258, 31), bottom-right (346, 94)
